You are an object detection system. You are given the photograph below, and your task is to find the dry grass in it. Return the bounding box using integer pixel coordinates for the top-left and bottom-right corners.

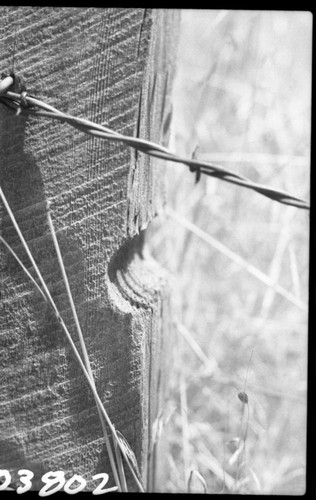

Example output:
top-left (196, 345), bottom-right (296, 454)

top-left (147, 9), bottom-right (311, 495)
top-left (0, 188), bottom-right (142, 493)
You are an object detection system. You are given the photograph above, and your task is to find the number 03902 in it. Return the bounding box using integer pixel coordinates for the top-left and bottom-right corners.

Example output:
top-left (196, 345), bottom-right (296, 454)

top-left (0, 469), bottom-right (118, 495)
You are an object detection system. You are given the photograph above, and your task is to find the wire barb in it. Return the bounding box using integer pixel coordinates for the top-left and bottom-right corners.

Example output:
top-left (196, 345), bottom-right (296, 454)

top-left (0, 84), bottom-right (310, 210)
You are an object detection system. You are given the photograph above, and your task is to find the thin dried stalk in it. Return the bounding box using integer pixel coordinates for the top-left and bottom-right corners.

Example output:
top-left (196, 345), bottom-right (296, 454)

top-left (0, 186), bottom-right (144, 492)
top-left (46, 210), bottom-right (125, 492)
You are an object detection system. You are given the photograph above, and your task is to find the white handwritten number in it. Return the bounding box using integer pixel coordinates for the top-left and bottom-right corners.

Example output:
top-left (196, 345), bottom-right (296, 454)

top-left (92, 473), bottom-right (118, 495)
top-left (0, 470), bottom-right (118, 494)
top-left (63, 474), bottom-right (87, 494)
top-left (0, 469), bottom-right (11, 490)
top-left (17, 469), bottom-right (34, 494)
top-left (39, 471), bottom-right (65, 497)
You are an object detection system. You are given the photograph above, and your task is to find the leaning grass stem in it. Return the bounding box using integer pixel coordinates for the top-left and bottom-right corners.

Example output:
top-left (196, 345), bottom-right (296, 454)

top-left (235, 402), bottom-right (250, 492)
top-left (113, 429), bottom-right (128, 492)
top-left (166, 207), bottom-right (307, 312)
top-left (188, 469), bottom-right (207, 493)
top-left (47, 210), bottom-right (127, 492)
top-left (198, 441), bottom-right (235, 491)
top-left (288, 242), bottom-right (302, 299)
top-left (46, 209), bottom-right (94, 380)
top-left (260, 209), bottom-right (293, 318)
top-left (0, 186), bottom-right (144, 492)
top-left (179, 367), bottom-right (190, 488)
top-left (0, 233), bottom-right (121, 491)
top-left (235, 350), bottom-right (253, 491)
top-left (177, 322), bottom-right (217, 373)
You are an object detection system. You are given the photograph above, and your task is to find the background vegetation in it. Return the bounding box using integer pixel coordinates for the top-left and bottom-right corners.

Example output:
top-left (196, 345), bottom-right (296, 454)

top-left (147, 10), bottom-right (311, 494)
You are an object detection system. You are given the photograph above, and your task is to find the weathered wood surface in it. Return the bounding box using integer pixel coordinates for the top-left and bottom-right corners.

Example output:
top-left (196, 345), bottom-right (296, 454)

top-left (0, 7), bottom-right (179, 491)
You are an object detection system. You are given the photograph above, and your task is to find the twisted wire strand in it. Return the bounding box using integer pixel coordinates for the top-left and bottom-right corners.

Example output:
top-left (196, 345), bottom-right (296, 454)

top-left (0, 89), bottom-right (310, 210)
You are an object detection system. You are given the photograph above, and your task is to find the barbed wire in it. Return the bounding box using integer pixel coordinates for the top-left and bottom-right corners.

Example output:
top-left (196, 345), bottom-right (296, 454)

top-left (0, 79), bottom-right (310, 210)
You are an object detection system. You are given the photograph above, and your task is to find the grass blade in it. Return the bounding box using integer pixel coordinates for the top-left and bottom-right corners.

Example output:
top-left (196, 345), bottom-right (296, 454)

top-left (166, 207), bottom-right (307, 311)
top-left (0, 187), bottom-right (144, 491)
top-left (46, 209), bottom-right (123, 491)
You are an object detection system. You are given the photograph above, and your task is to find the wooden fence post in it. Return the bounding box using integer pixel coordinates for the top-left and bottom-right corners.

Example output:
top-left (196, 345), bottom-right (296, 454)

top-left (0, 7), bottom-right (179, 492)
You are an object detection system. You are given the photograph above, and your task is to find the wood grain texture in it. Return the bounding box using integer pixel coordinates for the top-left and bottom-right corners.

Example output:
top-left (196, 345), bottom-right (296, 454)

top-left (0, 7), bottom-right (179, 491)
